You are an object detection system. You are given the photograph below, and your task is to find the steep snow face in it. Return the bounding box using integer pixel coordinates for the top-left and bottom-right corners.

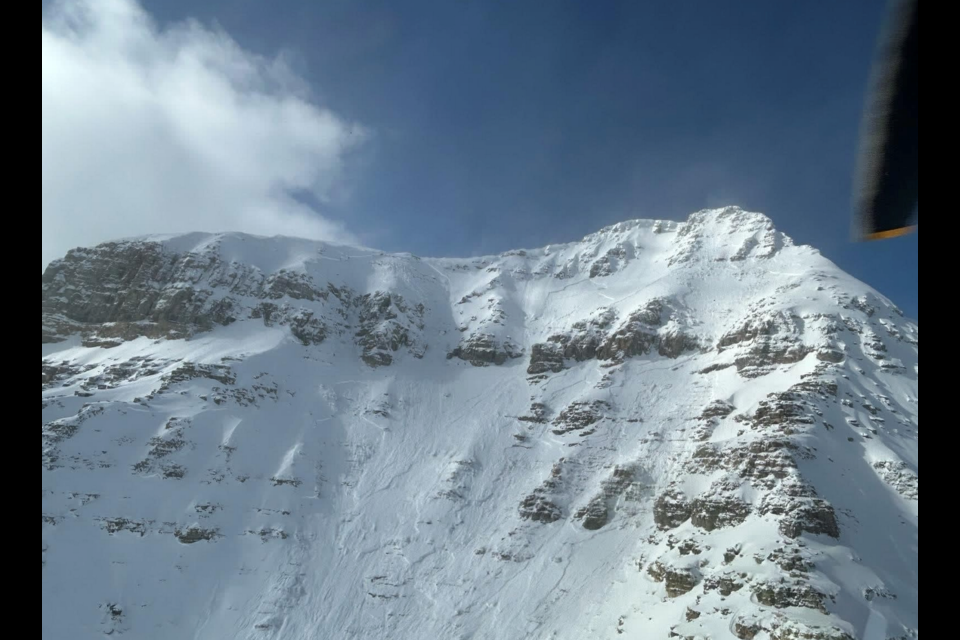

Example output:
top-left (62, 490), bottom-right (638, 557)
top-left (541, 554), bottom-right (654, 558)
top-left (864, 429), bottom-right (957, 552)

top-left (42, 207), bottom-right (918, 640)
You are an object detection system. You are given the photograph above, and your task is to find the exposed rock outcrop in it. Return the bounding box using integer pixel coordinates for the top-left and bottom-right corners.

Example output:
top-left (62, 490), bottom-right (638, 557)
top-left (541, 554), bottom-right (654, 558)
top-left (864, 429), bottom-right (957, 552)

top-left (449, 333), bottom-right (522, 366)
top-left (647, 561), bottom-right (700, 597)
top-left (526, 299), bottom-right (699, 374)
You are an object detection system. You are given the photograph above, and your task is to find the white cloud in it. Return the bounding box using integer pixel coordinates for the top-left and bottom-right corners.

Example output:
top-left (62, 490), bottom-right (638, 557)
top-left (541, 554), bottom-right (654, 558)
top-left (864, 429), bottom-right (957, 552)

top-left (42, 0), bottom-right (368, 268)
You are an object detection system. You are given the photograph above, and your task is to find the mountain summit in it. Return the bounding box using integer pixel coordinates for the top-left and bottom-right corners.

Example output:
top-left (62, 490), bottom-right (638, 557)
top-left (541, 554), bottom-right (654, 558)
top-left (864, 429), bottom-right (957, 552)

top-left (42, 207), bottom-right (918, 639)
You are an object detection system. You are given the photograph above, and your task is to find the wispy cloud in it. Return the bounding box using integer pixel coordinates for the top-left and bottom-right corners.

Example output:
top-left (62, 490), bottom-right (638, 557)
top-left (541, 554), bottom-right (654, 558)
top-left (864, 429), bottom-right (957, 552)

top-left (42, 0), bottom-right (368, 268)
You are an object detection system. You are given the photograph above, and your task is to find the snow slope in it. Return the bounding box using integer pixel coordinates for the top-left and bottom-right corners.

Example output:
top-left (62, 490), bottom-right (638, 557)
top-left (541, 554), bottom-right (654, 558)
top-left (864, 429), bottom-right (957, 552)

top-left (41, 207), bottom-right (918, 640)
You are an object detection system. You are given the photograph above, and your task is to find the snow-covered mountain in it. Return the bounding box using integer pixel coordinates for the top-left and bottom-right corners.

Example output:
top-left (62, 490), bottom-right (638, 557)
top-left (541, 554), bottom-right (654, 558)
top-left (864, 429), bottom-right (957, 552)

top-left (42, 207), bottom-right (918, 640)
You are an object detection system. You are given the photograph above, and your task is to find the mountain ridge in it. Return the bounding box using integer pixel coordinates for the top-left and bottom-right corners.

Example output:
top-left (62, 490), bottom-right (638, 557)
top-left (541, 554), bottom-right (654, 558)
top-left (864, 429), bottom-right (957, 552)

top-left (42, 206), bottom-right (918, 639)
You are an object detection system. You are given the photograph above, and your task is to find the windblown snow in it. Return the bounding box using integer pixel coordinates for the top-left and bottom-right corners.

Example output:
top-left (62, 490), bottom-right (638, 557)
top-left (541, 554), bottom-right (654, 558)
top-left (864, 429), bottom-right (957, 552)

top-left (42, 207), bottom-right (918, 640)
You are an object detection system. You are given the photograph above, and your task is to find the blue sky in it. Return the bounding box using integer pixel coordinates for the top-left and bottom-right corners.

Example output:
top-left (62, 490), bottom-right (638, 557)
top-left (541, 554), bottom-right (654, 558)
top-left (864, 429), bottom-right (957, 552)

top-left (43, 0), bottom-right (917, 316)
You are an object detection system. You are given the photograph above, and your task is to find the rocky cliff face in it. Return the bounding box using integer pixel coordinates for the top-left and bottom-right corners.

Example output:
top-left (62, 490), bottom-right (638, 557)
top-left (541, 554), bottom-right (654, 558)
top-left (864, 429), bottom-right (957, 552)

top-left (42, 208), bottom-right (918, 640)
